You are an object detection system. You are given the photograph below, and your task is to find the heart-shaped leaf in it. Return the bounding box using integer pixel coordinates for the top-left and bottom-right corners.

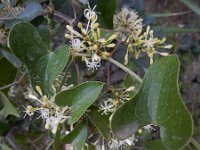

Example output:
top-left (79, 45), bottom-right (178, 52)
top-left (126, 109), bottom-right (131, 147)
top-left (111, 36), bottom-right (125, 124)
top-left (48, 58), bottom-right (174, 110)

top-left (9, 22), bottom-right (70, 95)
top-left (0, 92), bottom-right (20, 120)
top-left (111, 55), bottom-right (193, 149)
top-left (55, 81), bottom-right (103, 124)
top-left (62, 123), bottom-right (88, 150)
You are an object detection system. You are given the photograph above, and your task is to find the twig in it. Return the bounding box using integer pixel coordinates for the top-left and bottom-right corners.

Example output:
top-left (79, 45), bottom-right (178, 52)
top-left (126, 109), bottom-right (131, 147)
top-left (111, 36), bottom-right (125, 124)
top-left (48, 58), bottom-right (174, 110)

top-left (108, 57), bottom-right (142, 83)
top-left (149, 10), bottom-right (192, 17)
top-left (190, 137), bottom-right (200, 150)
top-left (5, 131), bottom-right (20, 150)
top-left (70, 0), bottom-right (77, 24)
top-left (74, 60), bottom-right (81, 84)
top-left (27, 138), bottom-right (40, 150)
top-left (110, 40), bottom-right (122, 57)
top-left (53, 10), bottom-right (74, 24)
top-left (57, 59), bottom-right (73, 91)
top-left (45, 140), bottom-right (53, 150)
top-left (0, 70), bottom-right (27, 91)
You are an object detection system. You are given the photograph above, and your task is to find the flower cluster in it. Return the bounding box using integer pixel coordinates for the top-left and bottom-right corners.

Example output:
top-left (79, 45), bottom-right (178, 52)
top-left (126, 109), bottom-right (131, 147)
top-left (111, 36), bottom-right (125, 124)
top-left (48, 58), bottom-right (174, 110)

top-left (98, 86), bottom-right (134, 115)
top-left (113, 7), bottom-right (172, 64)
top-left (65, 3), bottom-right (117, 71)
top-left (108, 134), bottom-right (138, 150)
top-left (113, 7), bottom-right (143, 42)
top-left (23, 86), bottom-right (70, 134)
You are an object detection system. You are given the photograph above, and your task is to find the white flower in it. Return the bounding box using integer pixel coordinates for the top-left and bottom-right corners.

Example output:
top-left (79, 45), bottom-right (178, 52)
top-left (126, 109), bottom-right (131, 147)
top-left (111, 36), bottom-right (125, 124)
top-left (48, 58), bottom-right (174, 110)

top-left (84, 3), bottom-right (97, 21)
top-left (44, 106), bottom-right (70, 134)
top-left (23, 105), bottom-right (36, 118)
top-left (143, 124), bottom-right (157, 132)
top-left (71, 38), bottom-right (84, 52)
top-left (38, 108), bottom-right (50, 119)
top-left (143, 26), bottom-right (156, 49)
top-left (98, 99), bottom-right (115, 115)
top-left (108, 134), bottom-right (138, 150)
top-left (84, 3), bottom-right (98, 33)
top-left (22, 87), bottom-right (71, 134)
top-left (85, 53), bottom-right (101, 71)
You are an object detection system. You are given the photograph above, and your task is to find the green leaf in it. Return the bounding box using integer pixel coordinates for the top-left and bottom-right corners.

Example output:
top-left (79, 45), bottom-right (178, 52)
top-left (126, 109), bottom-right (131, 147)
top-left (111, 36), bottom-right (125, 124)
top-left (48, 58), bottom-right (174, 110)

top-left (0, 91), bottom-right (20, 120)
top-left (97, 0), bottom-right (116, 29)
top-left (144, 140), bottom-right (168, 150)
top-left (62, 123), bottom-right (88, 150)
top-left (88, 107), bottom-right (111, 140)
top-left (179, 0), bottom-right (200, 16)
top-left (55, 81), bottom-right (103, 124)
top-left (124, 74), bottom-right (139, 97)
top-left (0, 58), bottom-right (16, 87)
top-left (0, 144), bottom-right (12, 150)
top-left (53, 127), bottom-right (61, 150)
top-left (9, 22), bottom-right (70, 95)
top-left (111, 55), bottom-right (193, 150)
top-left (37, 25), bottom-right (51, 49)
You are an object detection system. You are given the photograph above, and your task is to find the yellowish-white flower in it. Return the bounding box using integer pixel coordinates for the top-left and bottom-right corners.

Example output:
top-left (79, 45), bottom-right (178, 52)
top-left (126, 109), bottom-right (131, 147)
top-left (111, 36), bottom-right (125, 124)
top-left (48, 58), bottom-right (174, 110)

top-left (23, 86), bottom-right (71, 134)
top-left (113, 7), bottom-right (143, 41)
top-left (98, 98), bottom-right (116, 115)
top-left (85, 53), bottom-right (101, 71)
top-left (65, 3), bottom-right (117, 71)
top-left (23, 105), bottom-right (37, 118)
top-left (143, 123), bottom-right (157, 132)
top-left (108, 134), bottom-right (138, 150)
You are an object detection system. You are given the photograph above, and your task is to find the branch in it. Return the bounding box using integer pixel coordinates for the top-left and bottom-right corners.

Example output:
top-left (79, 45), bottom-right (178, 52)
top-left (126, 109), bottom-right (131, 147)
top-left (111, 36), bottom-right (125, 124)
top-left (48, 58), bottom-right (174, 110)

top-left (108, 57), bottom-right (142, 83)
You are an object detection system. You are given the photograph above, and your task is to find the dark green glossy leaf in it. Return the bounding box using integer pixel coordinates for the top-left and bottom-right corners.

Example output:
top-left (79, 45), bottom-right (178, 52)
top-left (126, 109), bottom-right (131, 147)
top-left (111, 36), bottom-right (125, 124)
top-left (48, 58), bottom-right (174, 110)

top-left (89, 107), bottom-right (111, 140)
top-left (0, 58), bottom-right (16, 87)
top-left (111, 55), bottom-right (193, 149)
top-left (62, 123), bottom-right (88, 150)
top-left (144, 140), bottom-right (167, 150)
top-left (97, 0), bottom-right (116, 29)
top-left (0, 91), bottom-right (20, 120)
top-left (37, 25), bottom-right (51, 49)
top-left (55, 81), bottom-right (103, 124)
top-left (9, 22), bottom-right (70, 95)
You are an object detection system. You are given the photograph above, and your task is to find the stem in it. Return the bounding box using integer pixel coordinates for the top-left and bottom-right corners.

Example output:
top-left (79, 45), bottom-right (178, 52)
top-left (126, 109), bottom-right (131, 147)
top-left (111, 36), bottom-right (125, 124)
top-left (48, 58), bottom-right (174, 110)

top-left (74, 60), bottom-right (81, 84)
top-left (57, 59), bottom-right (73, 92)
top-left (190, 137), bottom-right (200, 150)
top-left (108, 57), bottom-right (142, 83)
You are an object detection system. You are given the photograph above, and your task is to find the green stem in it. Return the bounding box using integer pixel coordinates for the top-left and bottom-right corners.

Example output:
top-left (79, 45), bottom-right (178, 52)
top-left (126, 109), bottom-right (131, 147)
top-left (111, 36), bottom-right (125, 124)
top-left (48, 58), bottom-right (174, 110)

top-left (53, 127), bottom-right (61, 150)
top-left (108, 57), bottom-right (142, 83)
top-left (190, 137), bottom-right (200, 150)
